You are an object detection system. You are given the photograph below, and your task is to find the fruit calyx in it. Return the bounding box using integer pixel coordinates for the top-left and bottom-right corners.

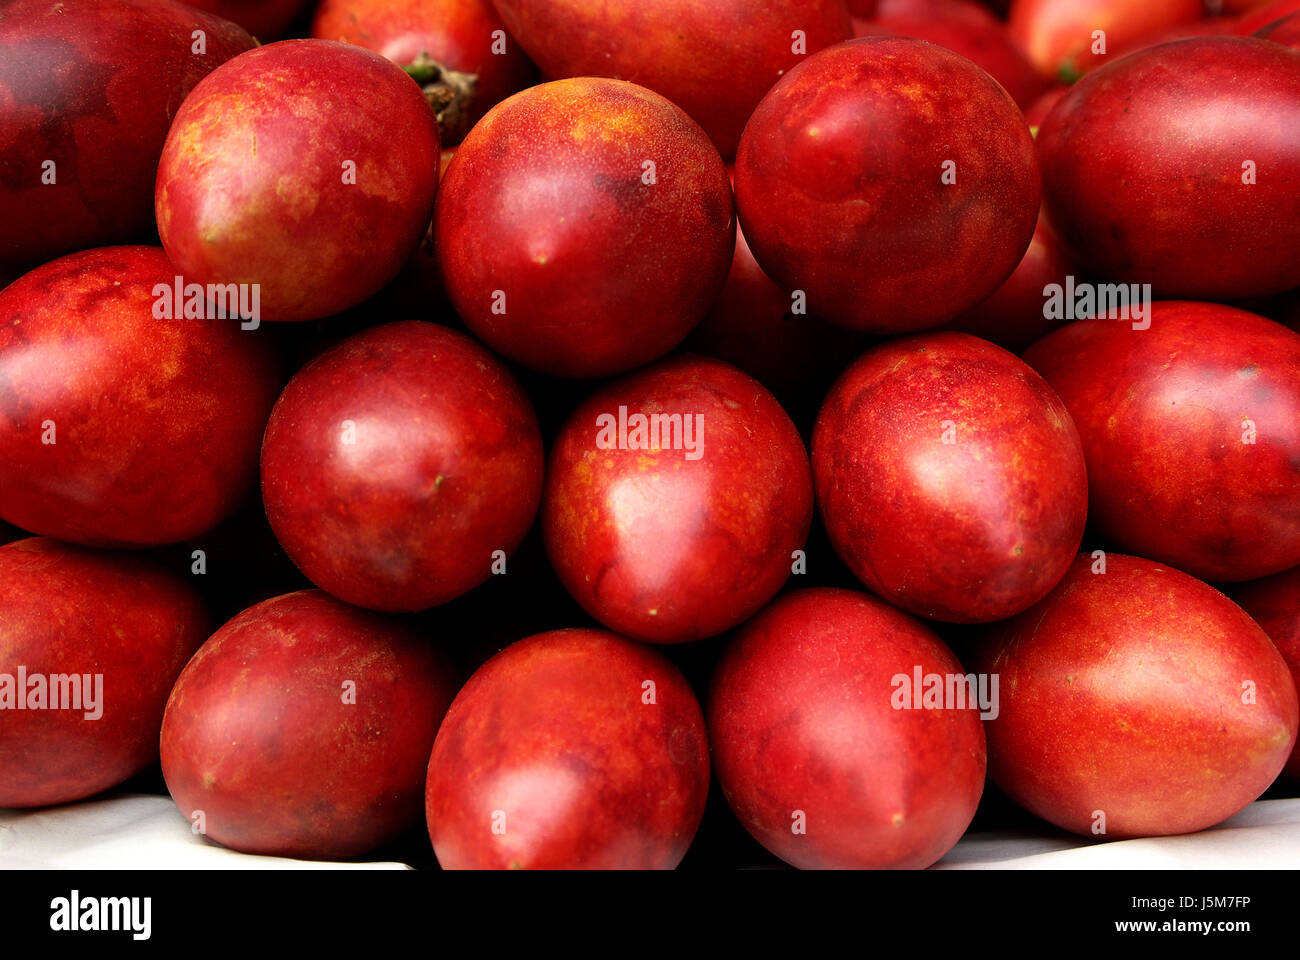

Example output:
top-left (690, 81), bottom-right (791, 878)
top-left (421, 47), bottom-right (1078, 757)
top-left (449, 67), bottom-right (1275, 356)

top-left (403, 53), bottom-right (478, 144)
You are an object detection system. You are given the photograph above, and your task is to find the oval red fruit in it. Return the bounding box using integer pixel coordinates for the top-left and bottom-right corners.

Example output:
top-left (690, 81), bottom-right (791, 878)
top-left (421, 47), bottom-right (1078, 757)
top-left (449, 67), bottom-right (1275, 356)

top-left (710, 588), bottom-right (987, 869)
top-left (427, 628), bottom-right (709, 869)
top-left (734, 37), bottom-right (1040, 334)
top-left (543, 355), bottom-right (813, 644)
top-left (261, 321), bottom-right (544, 613)
top-left (1023, 301), bottom-right (1300, 582)
top-left (161, 590), bottom-right (459, 859)
top-left (0, 0), bottom-right (255, 265)
top-left (0, 538), bottom-right (209, 808)
top-left (814, 333), bottom-right (1088, 622)
top-left (435, 78), bottom-right (734, 378)
top-left (978, 554), bottom-right (1298, 838)
top-left (156, 39), bottom-right (441, 323)
top-left (0, 247), bottom-right (281, 548)
top-left (1038, 37), bottom-right (1300, 300)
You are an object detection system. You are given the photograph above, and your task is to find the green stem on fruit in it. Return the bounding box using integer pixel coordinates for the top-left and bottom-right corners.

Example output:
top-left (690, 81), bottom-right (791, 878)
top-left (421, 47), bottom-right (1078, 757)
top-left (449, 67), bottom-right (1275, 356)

top-left (403, 53), bottom-right (478, 145)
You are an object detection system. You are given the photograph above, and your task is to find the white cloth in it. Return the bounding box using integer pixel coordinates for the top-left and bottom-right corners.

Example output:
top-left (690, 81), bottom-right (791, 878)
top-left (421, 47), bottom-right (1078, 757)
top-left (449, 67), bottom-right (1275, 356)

top-left (2, 793), bottom-right (1297, 869)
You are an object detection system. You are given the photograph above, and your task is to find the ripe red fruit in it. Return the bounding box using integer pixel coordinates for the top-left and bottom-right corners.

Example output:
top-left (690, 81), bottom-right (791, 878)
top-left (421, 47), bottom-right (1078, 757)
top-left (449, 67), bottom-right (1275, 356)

top-left (312, 0), bottom-right (536, 142)
top-left (0, 247), bottom-right (280, 548)
top-left (1038, 37), bottom-right (1300, 300)
top-left (734, 38), bottom-right (1039, 334)
top-left (427, 629), bottom-right (709, 869)
top-left (161, 590), bottom-right (459, 859)
top-left (946, 211), bottom-right (1083, 352)
top-left (1232, 566), bottom-right (1300, 781)
top-left (1008, 0), bottom-right (1205, 82)
top-left (156, 39), bottom-right (440, 324)
top-left (0, 0), bottom-right (254, 265)
top-left (853, 1), bottom-right (1049, 109)
top-left (710, 588), bottom-right (986, 869)
top-left (177, 0), bottom-right (308, 40)
top-left (435, 78), bottom-right (733, 378)
top-left (0, 538), bottom-right (208, 808)
top-left (977, 554), bottom-right (1299, 838)
top-left (1024, 302), bottom-right (1300, 582)
top-left (1257, 11), bottom-right (1300, 46)
top-left (261, 321), bottom-right (544, 613)
top-left (814, 333), bottom-right (1087, 623)
top-left (542, 356), bottom-right (813, 644)
top-left (489, 0), bottom-right (852, 158)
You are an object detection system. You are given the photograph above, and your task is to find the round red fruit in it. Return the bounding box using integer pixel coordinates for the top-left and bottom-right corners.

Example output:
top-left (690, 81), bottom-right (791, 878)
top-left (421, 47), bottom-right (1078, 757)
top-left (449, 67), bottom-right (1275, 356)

top-left (977, 554), bottom-right (1298, 838)
top-left (710, 588), bottom-right (987, 869)
top-left (161, 590), bottom-right (459, 859)
top-left (435, 78), bottom-right (734, 378)
top-left (427, 629), bottom-right (709, 869)
top-left (814, 333), bottom-right (1088, 622)
top-left (261, 321), bottom-right (544, 613)
top-left (543, 355), bottom-right (813, 644)
top-left (1023, 301), bottom-right (1300, 582)
top-left (0, 538), bottom-right (209, 808)
top-left (734, 37), bottom-right (1040, 334)
top-left (156, 39), bottom-right (441, 323)
top-left (0, 247), bottom-right (281, 548)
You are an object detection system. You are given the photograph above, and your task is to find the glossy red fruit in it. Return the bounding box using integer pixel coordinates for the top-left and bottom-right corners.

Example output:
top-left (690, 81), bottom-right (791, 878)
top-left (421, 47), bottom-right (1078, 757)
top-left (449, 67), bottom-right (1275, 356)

top-left (312, 0), bottom-right (536, 142)
top-left (0, 538), bottom-right (208, 808)
top-left (1008, 0), bottom-right (1205, 82)
top-left (543, 356), bottom-right (813, 644)
top-left (0, 247), bottom-right (280, 548)
top-left (1257, 10), bottom-right (1300, 46)
top-left (435, 78), bottom-right (734, 378)
top-left (853, 1), bottom-right (1049, 109)
top-left (156, 39), bottom-right (440, 324)
top-left (1024, 302), bottom-right (1300, 582)
top-left (710, 588), bottom-right (986, 869)
top-left (427, 629), bottom-right (709, 869)
top-left (946, 211), bottom-right (1083, 352)
top-left (489, 1), bottom-right (851, 158)
top-left (261, 321), bottom-right (544, 613)
top-left (814, 333), bottom-right (1087, 623)
top-left (1038, 38), bottom-right (1300, 300)
top-left (0, 0), bottom-right (254, 265)
top-left (161, 590), bottom-right (459, 859)
top-left (978, 554), bottom-right (1298, 838)
top-left (735, 38), bottom-right (1039, 334)
top-left (177, 0), bottom-right (308, 39)
top-left (1232, 566), bottom-right (1300, 781)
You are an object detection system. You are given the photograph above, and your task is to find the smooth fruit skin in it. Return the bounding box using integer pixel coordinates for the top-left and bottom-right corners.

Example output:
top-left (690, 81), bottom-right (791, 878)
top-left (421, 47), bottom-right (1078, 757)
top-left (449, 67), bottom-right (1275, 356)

top-left (435, 78), bottom-right (734, 378)
top-left (946, 211), bottom-right (1082, 352)
top-left (0, 0), bottom-right (255, 265)
top-left (156, 40), bottom-right (440, 324)
top-left (1008, 0), bottom-right (1205, 82)
top-left (0, 538), bottom-right (209, 808)
top-left (814, 333), bottom-right (1087, 623)
top-left (977, 554), bottom-right (1299, 838)
top-left (488, 0), bottom-right (852, 159)
top-left (1023, 302), bottom-right (1300, 582)
top-left (427, 629), bottom-right (708, 869)
top-left (1038, 37), bottom-right (1300, 301)
top-left (1232, 566), bottom-right (1300, 780)
top-left (161, 590), bottom-right (459, 859)
top-left (734, 38), bottom-right (1040, 334)
top-left (710, 588), bottom-right (986, 870)
top-left (261, 321), bottom-right (544, 613)
top-left (177, 1), bottom-right (308, 40)
top-left (0, 247), bottom-right (281, 548)
top-left (312, 0), bottom-right (536, 140)
top-left (853, 2), bottom-right (1049, 109)
top-left (542, 356), bottom-right (813, 644)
